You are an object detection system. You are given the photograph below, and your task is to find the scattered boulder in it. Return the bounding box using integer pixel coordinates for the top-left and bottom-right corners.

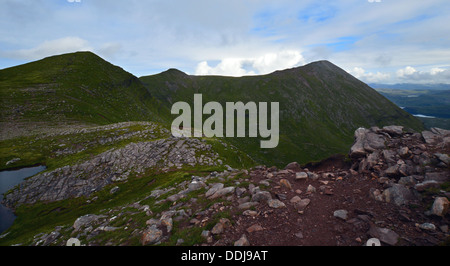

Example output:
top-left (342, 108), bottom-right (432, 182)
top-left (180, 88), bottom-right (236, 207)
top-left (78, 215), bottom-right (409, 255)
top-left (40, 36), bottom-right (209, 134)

top-left (294, 198), bottom-right (311, 211)
top-left (368, 226), bottom-right (399, 246)
top-left (284, 162), bottom-right (302, 172)
top-left (234, 234), bottom-right (250, 246)
top-left (382, 184), bottom-right (416, 206)
top-left (205, 183), bottom-right (224, 198)
top-left (418, 223), bottom-right (436, 231)
top-left (268, 199), bottom-right (286, 209)
top-left (279, 179), bottom-right (292, 190)
top-left (333, 210), bottom-right (348, 221)
top-left (141, 225), bottom-right (163, 245)
top-left (246, 224), bottom-right (264, 233)
top-left (430, 197), bottom-right (449, 217)
top-left (306, 184), bottom-right (316, 193)
top-left (295, 172), bottom-right (308, 181)
top-left (251, 191), bottom-right (272, 203)
top-left (208, 186), bottom-right (235, 199)
top-left (414, 180), bottom-right (440, 192)
top-left (73, 214), bottom-right (106, 232)
top-left (350, 128), bottom-right (369, 158)
top-left (110, 186), bottom-right (120, 194)
top-left (382, 126), bottom-right (403, 136)
top-left (434, 153), bottom-right (449, 165)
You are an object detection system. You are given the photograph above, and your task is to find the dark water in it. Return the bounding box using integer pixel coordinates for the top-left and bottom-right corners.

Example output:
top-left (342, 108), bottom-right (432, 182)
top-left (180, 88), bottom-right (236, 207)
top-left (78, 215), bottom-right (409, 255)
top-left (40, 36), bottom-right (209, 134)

top-left (0, 165), bottom-right (46, 234)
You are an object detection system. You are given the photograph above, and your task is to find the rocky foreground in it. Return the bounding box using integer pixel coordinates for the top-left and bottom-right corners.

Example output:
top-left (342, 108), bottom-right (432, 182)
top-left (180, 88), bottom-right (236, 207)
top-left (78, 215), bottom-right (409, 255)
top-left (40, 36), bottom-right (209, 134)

top-left (3, 126), bottom-right (449, 246)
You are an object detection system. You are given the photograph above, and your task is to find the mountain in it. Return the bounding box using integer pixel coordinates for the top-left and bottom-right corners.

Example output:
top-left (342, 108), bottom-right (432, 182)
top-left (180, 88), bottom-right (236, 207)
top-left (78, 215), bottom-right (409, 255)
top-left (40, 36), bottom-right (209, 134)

top-left (370, 83), bottom-right (450, 91)
top-left (0, 51), bottom-right (169, 130)
top-left (140, 60), bottom-right (424, 167)
top-left (1, 52), bottom-right (445, 248)
top-left (0, 52), bottom-right (423, 168)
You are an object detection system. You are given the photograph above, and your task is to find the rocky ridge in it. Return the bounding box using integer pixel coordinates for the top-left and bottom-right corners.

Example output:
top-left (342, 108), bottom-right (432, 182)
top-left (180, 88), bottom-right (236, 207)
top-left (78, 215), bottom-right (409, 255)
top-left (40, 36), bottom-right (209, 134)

top-left (3, 136), bottom-right (221, 208)
top-left (6, 125), bottom-right (448, 246)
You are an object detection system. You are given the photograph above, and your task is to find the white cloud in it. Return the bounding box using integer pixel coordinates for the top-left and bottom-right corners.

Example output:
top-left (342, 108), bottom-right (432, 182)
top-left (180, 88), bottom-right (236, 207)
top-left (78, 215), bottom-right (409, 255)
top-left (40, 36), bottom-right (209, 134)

top-left (2, 37), bottom-right (92, 60)
top-left (1, 0), bottom-right (449, 84)
top-left (396, 66), bottom-right (417, 77)
top-left (195, 50), bottom-right (305, 76)
top-left (195, 58), bottom-right (253, 76)
top-left (396, 66), bottom-right (450, 83)
top-left (430, 67), bottom-right (445, 75)
top-left (349, 67), bottom-right (391, 83)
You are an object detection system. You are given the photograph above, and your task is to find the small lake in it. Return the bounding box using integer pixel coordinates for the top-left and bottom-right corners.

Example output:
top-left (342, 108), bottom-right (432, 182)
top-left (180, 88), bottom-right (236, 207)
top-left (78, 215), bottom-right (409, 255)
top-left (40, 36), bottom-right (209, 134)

top-left (0, 165), bottom-right (46, 234)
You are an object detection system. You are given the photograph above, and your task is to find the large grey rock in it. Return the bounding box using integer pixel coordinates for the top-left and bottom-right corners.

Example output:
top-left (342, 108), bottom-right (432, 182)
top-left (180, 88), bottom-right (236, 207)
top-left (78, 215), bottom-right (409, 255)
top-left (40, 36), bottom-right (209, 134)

top-left (422, 131), bottom-right (439, 144)
top-left (294, 198), bottom-right (311, 211)
top-left (425, 172), bottom-right (449, 183)
top-left (382, 126), bottom-right (404, 136)
top-left (423, 128), bottom-right (450, 145)
top-left (431, 197), bottom-right (449, 217)
top-left (268, 199), bottom-right (286, 208)
top-left (398, 176), bottom-right (417, 187)
top-left (384, 165), bottom-right (399, 177)
top-left (141, 225), bottom-right (163, 245)
top-left (363, 132), bottom-right (386, 152)
top-left (414, 180), bottom-right (440, 192)
top-left (350, 128), bottom-right (369, 157)
top-left (434, 153), bottom-right (450, 165)
top-left (368, 226), bottom-right (399, 246)
top-left (205, 183), bottom-right (224, 198)
top-left (333, 210), bottom-right (348, 221)
top-left (419, 223), bottom-right (436, 231)
top-left (295, 172), bottom-right (308, 181)
top-left (187, 180), bottom-right (206, 192)
top-left (350, 128), bottom-right (386, 158)
top-left (383, 184), bottom-right (416, 206)
top-left (251, 191), bottom-right (272, 203)
top-left (382, 149), bottom-right (397, 165)
top-left (366, 151), bottom-right (380, 169)
top-left (234, 234), bottom-right (250, 246)
top-left (238, 202), bottom-right (259, 210)
top-left (73, 214), bottom-right (106, 231)
top-left (208, 186), bottom-right (235, 199)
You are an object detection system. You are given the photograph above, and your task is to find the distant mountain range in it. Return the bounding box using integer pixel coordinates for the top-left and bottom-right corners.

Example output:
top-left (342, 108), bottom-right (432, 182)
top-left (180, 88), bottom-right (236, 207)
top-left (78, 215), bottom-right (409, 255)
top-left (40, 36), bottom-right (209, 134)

top-left (370, 83), bottom-right (450, 91)
top-left (0, 51), bottom-right (423, 167)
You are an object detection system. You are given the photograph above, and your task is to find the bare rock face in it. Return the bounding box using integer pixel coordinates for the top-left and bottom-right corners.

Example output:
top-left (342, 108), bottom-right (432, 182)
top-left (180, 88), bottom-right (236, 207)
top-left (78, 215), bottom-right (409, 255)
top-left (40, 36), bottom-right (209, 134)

top-left (382, 184), bottom-right (416, 206)
top-left (350, 127), bottom-right (386, 158)
top-left (3, 137), bottom-right (221, 209)
top-left (422, 127), bottom-right (450, 145)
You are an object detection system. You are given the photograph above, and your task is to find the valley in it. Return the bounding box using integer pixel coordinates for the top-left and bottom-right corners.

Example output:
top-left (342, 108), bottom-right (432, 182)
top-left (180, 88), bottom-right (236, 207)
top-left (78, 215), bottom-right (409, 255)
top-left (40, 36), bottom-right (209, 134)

top-left (0, 52), bottom-right (448, 246)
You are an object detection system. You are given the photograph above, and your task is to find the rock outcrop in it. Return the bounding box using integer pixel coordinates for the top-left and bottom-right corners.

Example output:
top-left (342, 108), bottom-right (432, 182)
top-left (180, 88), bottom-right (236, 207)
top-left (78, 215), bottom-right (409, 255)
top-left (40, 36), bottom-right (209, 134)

top-left (3, 137), bottom-right (221, 208)
top-left (4, 126), bottom-right (449, 247)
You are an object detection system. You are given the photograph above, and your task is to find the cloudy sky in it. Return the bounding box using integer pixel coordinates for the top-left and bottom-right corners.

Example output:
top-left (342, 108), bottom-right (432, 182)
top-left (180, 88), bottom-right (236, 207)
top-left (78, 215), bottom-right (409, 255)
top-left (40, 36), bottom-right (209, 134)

top-left (1, 0), bottom-right (449, 84)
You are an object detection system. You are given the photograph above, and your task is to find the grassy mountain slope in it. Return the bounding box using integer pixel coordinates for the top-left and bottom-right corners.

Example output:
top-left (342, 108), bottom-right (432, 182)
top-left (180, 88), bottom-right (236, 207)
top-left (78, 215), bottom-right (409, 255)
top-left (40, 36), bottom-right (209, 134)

top-left (0, 52), bottom-right (423, 168)
top-left (140, 61), bottom-right (424, 167)
top-left (0, 51), bottom-right (169, 128)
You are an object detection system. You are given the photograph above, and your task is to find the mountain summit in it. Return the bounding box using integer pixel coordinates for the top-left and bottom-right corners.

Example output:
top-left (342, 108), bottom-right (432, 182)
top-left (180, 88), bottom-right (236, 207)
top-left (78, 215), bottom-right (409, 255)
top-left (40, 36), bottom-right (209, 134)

top-left (1, 52), bottom-right (423, 166)
top-left (140, 59), bottom-right (423, 166)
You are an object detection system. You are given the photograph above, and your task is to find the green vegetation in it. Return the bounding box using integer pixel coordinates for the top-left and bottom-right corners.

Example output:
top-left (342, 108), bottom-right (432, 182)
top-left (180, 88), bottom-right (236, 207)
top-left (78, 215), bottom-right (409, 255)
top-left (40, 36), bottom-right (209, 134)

top-left (1, 52), bottom-right (424, 168)
top-left (0, 51), bottom-right (170, 127)
top-left (376, 88), bottom-right (450, 129)
top-left (141, 61), bottom-right (424, 167)
top-left (0, 122), bottom-right (171, 171)
top-left (0, 165), bottom-right (225, 246)
top-left (0, 52), bottom-right (429, 245)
